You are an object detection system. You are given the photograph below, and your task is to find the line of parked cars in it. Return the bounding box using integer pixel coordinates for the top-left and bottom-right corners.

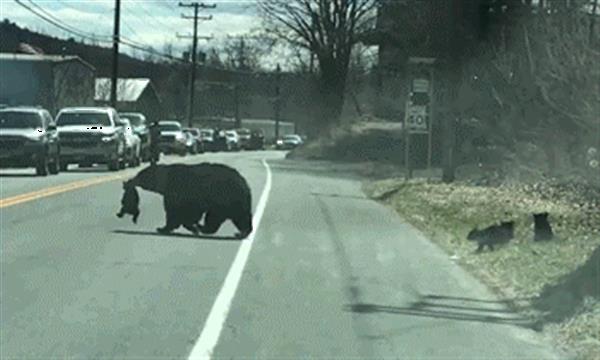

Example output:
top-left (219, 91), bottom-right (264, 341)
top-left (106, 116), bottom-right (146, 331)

top-left (0, 105), bottom-right (284, 176)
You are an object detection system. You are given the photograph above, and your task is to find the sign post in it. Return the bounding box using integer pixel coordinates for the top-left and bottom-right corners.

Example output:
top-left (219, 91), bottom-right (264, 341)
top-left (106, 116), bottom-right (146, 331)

top-left (403, 57), bottom-right (436, 179)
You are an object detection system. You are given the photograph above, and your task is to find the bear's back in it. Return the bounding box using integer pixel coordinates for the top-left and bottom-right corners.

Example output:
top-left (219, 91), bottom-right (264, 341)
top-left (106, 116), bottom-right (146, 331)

top-left (163, 163), bottom-right (251, 210)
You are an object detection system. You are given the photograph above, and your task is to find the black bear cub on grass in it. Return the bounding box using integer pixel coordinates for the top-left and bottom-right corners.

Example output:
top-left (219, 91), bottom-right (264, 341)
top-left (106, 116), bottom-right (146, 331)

top-left (467, 221), bottom-right (515, 252)
top-left (117, 163), bottom-right (253, 239)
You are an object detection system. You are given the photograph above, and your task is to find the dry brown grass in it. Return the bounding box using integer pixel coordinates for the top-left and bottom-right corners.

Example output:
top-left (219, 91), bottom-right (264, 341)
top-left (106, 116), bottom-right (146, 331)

top-left (363, 178), bottom-right (600, 359)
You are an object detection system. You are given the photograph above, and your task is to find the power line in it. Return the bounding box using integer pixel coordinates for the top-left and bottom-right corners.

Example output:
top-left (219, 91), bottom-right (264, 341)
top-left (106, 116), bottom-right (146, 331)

top-left (138, 2), bottom-right (181, 33)
top-left (14, 0), bottom-right (112, 43)
top-left (26, 0), bottom-right (112, 40)
top-left (14, 0), bottom-right (186, 62)
top-left (15, 0), bottom-right (263, 74)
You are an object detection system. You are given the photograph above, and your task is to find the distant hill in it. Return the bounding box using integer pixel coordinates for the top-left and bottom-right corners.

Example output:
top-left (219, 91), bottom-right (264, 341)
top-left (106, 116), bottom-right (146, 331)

top-left (0, 19), bottom-right (175, 77)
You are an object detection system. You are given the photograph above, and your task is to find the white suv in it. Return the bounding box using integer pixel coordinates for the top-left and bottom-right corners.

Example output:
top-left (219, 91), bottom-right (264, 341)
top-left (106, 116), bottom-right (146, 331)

top-left (55, 107), bottom-right (127, 171)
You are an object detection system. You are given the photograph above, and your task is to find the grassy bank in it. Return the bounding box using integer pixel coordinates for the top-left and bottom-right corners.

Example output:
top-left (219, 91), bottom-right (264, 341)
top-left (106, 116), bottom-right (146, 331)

top-left (362, 178), bottom-right (600, 359)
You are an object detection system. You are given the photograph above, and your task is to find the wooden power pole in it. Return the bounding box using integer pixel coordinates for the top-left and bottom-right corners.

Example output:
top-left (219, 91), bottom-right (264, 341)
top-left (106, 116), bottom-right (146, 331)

top-left (178, 2), bottom-right (215, 128)
top-left (274, 63), bottom-right (281, 140)
top-left (110, 0), bottom-right (121, 108)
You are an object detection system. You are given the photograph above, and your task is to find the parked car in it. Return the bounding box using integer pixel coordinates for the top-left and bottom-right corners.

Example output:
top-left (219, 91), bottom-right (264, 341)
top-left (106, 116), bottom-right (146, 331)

top-left (246, 129), bottom-right (265, 150)
top-left (235, 128), bottom-right (252, 150)
top-left (200, 128), bottom-right (216, 152)
top-left (55, 107), bottom-right (126, 171)
top-left (158, 120), bottom-right (187, 156)
top-left (119, 112), bottom-right (150, 161)
top-left (276, 134), bottom-right (304, 150)
top-left (0, 106), bottom-right (61, 176)
top-left (121, 118), bottom-right (142, 167)
top-left (225, 130), bottom-right (240, 151)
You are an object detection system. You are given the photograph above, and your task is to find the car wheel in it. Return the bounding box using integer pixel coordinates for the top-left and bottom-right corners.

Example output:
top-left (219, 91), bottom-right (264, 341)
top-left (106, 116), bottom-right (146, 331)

top-left (36, 156), bottom-right (49, 176)
top-left (60, 160), bottom-right (69, 172)
top-left (108, 159), bottom-right (119, 171)
top-left (119, 159), bottom-right (126, 170)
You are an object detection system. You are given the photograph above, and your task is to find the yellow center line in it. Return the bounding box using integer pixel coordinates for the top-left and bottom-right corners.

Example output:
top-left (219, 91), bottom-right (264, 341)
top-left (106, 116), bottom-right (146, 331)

top-left (0, 173), bottom-right (129, 208)
top-left (0, 155), bottom-right (207, 209)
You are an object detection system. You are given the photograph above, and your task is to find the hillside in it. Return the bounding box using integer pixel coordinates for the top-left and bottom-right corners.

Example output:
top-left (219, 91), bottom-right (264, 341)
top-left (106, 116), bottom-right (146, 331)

top-left (0, 19), bottom-right (174, 77)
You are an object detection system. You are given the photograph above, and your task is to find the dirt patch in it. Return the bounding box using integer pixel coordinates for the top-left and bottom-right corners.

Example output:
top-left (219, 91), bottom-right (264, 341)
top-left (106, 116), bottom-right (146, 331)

top-left (363, 178), bottom-right (600, 359)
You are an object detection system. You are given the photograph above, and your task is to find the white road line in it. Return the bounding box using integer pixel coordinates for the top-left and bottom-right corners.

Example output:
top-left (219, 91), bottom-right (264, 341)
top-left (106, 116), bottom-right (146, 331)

top-left (187, 158), bottom-right (273, 360)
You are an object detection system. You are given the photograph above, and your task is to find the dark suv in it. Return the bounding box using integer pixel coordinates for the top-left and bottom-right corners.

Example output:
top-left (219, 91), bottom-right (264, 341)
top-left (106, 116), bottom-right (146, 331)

top-left (0, 107), bottom-right (61, 176)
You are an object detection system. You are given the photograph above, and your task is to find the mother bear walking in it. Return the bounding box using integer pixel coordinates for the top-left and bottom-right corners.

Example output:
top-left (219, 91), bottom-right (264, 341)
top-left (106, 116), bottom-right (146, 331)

top-left (117, 163), bottom-right (253, 239)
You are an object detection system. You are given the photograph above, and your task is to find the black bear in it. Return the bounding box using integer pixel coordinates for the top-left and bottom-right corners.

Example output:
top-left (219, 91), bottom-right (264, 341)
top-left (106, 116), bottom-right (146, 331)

top-left (121, 163), bottom-right (253, 238)
top-left (533, 212), bottom-right (553, 241)
top-left (116, 181), bottom-right (140, 223)
top-left (467, 220), bottom-right (515, 252)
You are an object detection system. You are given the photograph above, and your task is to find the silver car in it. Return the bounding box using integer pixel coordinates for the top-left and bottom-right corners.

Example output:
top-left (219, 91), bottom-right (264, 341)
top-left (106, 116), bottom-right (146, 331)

top-left (121, 118), bottom-right (142, 167)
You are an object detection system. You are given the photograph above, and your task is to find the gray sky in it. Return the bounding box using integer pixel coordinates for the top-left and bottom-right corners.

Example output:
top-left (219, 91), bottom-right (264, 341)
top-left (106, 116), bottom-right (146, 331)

top-left (1, 0), bottom-right (262, 57)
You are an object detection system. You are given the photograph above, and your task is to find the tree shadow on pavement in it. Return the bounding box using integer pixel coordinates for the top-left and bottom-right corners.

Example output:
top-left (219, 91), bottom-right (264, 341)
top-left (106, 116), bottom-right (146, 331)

top-left (344, 294), bottom-right (541, 330)
top-left (530, 245), bottom-right (600, 325)
top-left (113, 229), bottom-right (241, 241)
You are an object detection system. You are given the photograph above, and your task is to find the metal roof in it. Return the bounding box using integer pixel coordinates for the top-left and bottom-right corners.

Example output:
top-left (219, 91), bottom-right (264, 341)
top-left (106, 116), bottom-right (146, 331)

top-left (0, 53), bottom-right (96, 71)
top-left (57, 106), bottom-right (115, 114)
top-left (0, 106), bottom-right (45, 113)
top-left (94, 78), bottom-right (152, 103)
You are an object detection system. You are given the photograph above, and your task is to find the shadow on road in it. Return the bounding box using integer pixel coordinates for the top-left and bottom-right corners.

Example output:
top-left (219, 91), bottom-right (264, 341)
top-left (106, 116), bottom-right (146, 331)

top-left (531, 245), bottom-right (600, 324)
top-left (422, 294), bottom-right (535, 304)
top-left (344, 293), bottom-right (541, 330)
top-left (0, 172), bottom-right (37, 177)
top-left (65, 166), bottom-right (116, 173)
top-left (113, 229), bottom-right (241, 241)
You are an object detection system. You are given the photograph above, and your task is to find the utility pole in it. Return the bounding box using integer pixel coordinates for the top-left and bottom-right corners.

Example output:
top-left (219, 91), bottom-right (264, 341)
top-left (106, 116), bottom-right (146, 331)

top-left (234, 84), bottom-right (240, 128)
top-left (590, 0), bottom-right (598, 44)
top-left (110, 0), bottom-right (121, 108)
top-left (178, 2), bottom-right (215, 128)
top-left (274, 63), bottom-right (281, 140)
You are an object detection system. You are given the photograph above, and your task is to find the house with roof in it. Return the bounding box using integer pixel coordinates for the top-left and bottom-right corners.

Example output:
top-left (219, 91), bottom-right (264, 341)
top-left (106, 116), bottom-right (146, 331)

top-left (0, 53), bottom-right (96, 115)
top-left (94, 78), bottom-right (163, 122)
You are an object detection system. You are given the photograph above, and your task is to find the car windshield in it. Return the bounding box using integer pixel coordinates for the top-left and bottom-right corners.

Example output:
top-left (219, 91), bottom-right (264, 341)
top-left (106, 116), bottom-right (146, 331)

top-left (284, 135), bottom-right (300, 140)
top-left (0, 111), bottom-right (42, 129)
top-left (57, 112), bottom-right (111, 126)
top-left (120, 114), bottom-right (145, 127)
top-left (159, 123), bottom-right (181, 132)
top-left (201, 130), bottom-right (213, 136)
top-left (237, 129), bottom-right (250, 135)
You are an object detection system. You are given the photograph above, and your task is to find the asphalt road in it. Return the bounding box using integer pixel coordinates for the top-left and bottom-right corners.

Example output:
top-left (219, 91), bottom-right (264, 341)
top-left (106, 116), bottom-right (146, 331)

top-left (1, 151), bottom-right (568, 359)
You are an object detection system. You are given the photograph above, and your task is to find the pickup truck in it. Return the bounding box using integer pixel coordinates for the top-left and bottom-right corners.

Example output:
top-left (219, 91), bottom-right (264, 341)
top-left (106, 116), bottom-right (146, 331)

top-left (55, 107), bottom-right (127, 171)
top-left (0, 106), bottom-right (61, 176)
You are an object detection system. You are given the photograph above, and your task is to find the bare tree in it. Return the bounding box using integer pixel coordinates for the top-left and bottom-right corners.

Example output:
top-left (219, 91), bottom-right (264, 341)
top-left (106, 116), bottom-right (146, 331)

top-left (259, 0), bottom-right (376, 132)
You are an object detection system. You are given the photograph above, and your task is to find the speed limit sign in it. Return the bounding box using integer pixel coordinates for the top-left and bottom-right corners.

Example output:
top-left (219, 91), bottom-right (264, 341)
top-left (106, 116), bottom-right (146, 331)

top-left (405, 104), bottom-right (428, 132)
